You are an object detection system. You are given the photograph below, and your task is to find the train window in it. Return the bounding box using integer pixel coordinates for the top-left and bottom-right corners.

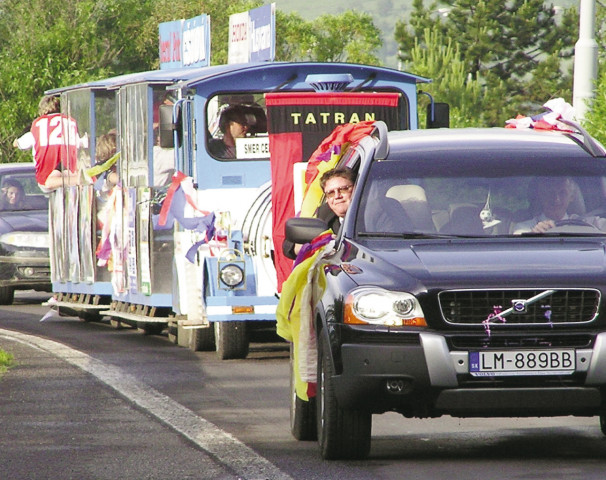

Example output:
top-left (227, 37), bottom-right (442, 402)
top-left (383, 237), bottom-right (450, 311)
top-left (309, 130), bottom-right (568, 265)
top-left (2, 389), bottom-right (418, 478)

top-left (120, 83), bottom-right (148, 186)
top-left (62, 89), bottom-right (92, 169)
top-left (206, 93), bottom-right (268, 161)
top-left (151, 88), bottom-right (176, 187)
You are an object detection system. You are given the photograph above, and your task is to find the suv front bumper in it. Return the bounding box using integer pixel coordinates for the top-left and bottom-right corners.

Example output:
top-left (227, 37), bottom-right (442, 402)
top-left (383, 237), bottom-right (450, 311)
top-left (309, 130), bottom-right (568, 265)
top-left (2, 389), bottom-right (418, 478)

top-left (332, 332), bottom-right (606, 417)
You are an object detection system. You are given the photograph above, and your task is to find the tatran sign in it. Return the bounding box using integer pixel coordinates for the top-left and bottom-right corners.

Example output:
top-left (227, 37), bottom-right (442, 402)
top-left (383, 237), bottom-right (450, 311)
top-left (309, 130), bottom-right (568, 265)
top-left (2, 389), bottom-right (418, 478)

top-left (159, 14), bottom-right (211, 70)
top-left (228, 4), bottom-right (275, 64)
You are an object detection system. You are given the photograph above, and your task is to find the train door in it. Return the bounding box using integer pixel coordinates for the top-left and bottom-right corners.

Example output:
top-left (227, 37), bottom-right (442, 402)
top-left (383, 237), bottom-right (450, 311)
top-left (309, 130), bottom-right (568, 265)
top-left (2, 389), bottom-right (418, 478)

top-left (103, 82), bottom-right (177, 330)
top-left (50, 87), bottom-right (117, 319)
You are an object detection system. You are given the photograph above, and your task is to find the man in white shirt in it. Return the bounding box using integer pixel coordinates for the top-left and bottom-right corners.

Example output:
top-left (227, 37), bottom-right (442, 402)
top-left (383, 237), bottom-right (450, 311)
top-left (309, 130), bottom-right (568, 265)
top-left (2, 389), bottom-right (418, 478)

top-left (513, 177), bottom-right (606, 233)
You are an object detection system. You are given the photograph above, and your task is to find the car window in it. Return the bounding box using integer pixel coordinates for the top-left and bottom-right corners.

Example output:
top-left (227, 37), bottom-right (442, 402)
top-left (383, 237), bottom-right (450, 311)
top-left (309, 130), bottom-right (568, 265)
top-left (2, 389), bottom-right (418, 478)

top-left (356, 157), bottom-right (606, 237)
top-left (0, 171), bottom-right (49, 211)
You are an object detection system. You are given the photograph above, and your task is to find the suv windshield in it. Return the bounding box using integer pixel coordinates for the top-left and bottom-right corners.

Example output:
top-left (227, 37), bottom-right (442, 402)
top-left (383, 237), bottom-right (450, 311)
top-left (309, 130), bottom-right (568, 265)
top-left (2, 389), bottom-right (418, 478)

top-left (356, 155), bottom-right (606, 237)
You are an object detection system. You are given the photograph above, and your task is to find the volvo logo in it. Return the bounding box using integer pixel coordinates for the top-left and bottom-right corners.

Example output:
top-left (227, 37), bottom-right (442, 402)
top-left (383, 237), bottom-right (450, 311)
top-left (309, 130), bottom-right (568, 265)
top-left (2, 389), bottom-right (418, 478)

top-left (511, 299), bottom-right (527, 313)
top-left (510, 290), bottom-right (555, 315)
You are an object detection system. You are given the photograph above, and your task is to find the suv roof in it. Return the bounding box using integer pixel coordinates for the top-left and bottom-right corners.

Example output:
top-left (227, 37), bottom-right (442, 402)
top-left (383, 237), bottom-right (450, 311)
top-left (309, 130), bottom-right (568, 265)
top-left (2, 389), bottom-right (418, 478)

top-left (383, 127), bottom-right (606, 161)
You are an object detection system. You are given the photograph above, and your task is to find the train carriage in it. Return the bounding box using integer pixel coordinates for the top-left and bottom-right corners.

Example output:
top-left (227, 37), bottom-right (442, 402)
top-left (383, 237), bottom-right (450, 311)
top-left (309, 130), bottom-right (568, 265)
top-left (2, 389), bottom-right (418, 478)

top-left (46, 61), bottom-right (443, 359)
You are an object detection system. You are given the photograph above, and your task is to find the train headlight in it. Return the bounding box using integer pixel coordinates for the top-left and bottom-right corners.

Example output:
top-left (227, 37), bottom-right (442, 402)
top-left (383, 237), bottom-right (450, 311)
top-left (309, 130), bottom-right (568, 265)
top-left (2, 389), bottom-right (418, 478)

top-left (219, 264), bottom-right (244, 288)
top-left (217, 249), bottom-right (246, 290)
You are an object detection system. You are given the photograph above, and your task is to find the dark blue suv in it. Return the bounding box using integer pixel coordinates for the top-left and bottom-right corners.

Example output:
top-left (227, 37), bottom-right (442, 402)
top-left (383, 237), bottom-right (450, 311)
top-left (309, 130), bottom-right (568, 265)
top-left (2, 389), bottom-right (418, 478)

top-left (285, 122), bottom-right (606, 459)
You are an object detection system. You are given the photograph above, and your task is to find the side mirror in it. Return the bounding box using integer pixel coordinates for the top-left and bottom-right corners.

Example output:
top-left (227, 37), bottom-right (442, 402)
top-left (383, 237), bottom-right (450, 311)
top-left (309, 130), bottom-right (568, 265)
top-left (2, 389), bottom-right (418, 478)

top-left (159, 104), bottom-right (175, 148)
top-left (285, 217), bottom-right (329, 244)
top-left (426, 102), bottom-right (450, 129)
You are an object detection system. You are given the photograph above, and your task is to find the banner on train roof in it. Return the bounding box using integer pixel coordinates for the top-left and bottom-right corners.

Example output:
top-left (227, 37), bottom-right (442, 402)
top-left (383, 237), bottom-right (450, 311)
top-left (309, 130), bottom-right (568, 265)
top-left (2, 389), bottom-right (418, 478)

top-left (267, 92), bottom-right (401, 291)
top-left (228, 3), bottom-right (276, 64)
top-left (159, 14), bottom-right (211, 70)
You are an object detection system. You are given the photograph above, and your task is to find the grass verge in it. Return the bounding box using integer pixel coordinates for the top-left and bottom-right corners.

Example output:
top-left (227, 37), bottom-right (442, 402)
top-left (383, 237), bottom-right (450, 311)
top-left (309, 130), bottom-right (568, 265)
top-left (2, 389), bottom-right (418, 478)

top-left (0, 349), bottom-right (14, 375)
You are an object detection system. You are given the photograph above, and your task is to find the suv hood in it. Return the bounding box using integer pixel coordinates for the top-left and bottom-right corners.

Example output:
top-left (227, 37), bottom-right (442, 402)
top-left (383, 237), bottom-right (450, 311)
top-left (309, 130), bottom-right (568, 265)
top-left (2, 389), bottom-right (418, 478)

top-left (350, 238), bottom-right (606, 290)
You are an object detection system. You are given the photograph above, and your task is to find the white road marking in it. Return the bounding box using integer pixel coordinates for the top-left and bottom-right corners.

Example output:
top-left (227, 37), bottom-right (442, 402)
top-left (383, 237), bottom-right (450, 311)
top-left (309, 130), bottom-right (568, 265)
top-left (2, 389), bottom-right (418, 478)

top-left (0, 329), bottom-right (294, 480)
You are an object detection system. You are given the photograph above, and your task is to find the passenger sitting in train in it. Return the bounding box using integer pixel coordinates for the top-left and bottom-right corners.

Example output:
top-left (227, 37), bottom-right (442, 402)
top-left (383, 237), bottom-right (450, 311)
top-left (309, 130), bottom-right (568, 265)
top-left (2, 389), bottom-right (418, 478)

top-left (93, 132), bottom-right (118, 230)
top-left (209, 104), bottom-right (267, 159)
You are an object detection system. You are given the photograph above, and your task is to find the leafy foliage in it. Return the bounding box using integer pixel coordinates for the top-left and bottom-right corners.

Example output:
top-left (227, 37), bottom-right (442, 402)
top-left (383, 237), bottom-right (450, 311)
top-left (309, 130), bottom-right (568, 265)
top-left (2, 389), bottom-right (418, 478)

top-left (0, 0), bottom-right (382, 162)
top-left (579, 2), bottom-right (606, 143)
top-left (0, 0), bottom-right (159, 162)
top-left (307, 11), bottom-right (381, 64)
top-left (408, 28), bottom-right (506, 128)
top-left (0, 349), bottom-right (13, 375)
top-left (396, 0), bottom-right (578, 127)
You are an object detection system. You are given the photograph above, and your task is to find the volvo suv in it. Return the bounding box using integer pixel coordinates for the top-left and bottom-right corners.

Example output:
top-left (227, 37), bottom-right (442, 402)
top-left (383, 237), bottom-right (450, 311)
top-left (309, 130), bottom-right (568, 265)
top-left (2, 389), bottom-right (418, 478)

top-left (285, 122), bottom-right (606, 459)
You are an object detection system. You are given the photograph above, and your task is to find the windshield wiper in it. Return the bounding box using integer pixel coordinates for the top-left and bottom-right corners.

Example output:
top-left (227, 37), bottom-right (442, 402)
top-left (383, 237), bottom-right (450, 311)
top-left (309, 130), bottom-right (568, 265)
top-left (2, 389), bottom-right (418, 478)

top-left (518, 231), bottom-right (606, 237)
top-left (357, 232), bottom-right (464, 239)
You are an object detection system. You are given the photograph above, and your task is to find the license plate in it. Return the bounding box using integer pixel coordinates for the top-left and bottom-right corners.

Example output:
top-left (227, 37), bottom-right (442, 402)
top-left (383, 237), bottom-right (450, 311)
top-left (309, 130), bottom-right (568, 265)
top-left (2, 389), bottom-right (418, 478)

top-left (469, 349), bottom-right (575, 376)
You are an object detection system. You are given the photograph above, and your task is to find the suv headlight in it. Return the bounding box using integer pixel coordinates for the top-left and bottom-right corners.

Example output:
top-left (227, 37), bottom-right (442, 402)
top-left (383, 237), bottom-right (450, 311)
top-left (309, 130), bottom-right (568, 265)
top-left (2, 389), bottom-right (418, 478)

top-left (0, 232), bottom-right (49, 249)
top-left (344, 287), bottom-right (427, 327)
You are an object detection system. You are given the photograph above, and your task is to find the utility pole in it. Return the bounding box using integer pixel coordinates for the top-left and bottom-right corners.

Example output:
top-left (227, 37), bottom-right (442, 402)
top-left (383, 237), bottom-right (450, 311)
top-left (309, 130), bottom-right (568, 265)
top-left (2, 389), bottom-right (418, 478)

top-left (572, 0), bottom-right (598, 120)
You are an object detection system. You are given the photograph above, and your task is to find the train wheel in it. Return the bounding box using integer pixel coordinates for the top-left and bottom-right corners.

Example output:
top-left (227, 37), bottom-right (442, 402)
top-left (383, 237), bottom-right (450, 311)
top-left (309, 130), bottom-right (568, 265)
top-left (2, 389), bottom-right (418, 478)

top-left (139, 322), bottom-right (165, 335)
top-left (190, 324), bottom-right (215, 351)
top-left (77, 311), bottom-right (101, 322)
top-left (215, 321), bottom-right (249, 360)
top-left (109, 318), bottom-right (124, 329)
top-left (167, 323), bottom-right (178, 344)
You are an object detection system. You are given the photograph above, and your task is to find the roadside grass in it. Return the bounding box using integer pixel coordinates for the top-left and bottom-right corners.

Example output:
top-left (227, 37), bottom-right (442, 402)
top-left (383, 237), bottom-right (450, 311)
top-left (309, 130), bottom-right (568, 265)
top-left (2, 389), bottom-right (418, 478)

top-left (0, 349), bottom-right (14, 375)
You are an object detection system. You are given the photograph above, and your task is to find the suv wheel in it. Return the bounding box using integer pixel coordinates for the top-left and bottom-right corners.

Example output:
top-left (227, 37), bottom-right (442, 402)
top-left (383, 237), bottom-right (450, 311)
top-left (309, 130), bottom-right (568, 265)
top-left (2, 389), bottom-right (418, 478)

top-left (290, 344), bottom-right (317, 441)
top-left (316, 334), bottom-right (371, 460)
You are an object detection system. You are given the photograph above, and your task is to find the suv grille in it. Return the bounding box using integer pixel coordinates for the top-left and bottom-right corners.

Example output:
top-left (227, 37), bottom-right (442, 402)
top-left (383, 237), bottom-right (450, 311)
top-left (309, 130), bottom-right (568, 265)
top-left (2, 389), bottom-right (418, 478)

top-left (439, 289), bottom-right (600, 326)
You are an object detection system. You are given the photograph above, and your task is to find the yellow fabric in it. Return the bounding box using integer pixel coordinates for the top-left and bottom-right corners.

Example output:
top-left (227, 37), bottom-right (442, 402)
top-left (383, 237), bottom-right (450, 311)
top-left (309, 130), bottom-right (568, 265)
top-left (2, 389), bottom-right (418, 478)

top-left (276, 237), bottom-right (334, 401)
top-left (86, 151), bottom-right (120, 178)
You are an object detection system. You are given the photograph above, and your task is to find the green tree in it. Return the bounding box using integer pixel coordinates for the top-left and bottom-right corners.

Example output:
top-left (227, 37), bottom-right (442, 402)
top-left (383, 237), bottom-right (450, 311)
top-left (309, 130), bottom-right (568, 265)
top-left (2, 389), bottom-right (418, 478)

top-left (585, 69), bottom-right (606, 144)
top-left (408, 28), bottom-right (506, 128)
top-left (275, 11), bottom-right (316, 62)
top-left (0, 0), bottom-right (160, 162)
top-left (276, 9), bottom-right (382, 64)
top-left (309, 11), bottom-right (382, 64)
top-left (0, 0), bottom-right (383, 162)
top-left (582, 1), bottom-right (606, 142)
top-left (396, 0), bottom-right (578, 126)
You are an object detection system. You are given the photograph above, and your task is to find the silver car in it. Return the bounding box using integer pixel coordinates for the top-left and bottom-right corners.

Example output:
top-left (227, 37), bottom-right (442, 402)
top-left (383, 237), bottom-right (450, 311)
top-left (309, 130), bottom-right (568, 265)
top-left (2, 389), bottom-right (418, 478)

top-left (0, 163), bottom-right (50, 304)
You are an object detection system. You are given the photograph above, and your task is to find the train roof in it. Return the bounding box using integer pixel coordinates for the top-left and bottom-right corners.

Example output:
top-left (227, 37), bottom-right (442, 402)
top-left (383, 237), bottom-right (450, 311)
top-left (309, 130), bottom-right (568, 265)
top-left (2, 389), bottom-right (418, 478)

top-left (46, 62), bottom-right (430, 95)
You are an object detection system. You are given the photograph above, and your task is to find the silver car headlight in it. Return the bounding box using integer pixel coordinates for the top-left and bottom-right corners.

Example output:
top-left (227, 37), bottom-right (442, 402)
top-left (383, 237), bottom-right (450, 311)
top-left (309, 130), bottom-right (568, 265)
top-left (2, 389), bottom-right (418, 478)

top-left (344, 287), bottom-right (427, 327)
top-left (0, 232), bottom-right (49, 249)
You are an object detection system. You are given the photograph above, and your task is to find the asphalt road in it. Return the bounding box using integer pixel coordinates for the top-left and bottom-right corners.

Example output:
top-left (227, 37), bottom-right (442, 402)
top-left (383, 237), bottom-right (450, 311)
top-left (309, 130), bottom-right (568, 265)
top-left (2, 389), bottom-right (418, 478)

top-left (1, 291), bottom-right (606, 480)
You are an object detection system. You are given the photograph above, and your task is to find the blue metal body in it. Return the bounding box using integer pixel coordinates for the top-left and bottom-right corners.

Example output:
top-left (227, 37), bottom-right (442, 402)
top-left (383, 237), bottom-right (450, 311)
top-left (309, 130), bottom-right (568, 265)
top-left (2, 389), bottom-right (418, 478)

top-left (45, 62), bottom-right (429, 326)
